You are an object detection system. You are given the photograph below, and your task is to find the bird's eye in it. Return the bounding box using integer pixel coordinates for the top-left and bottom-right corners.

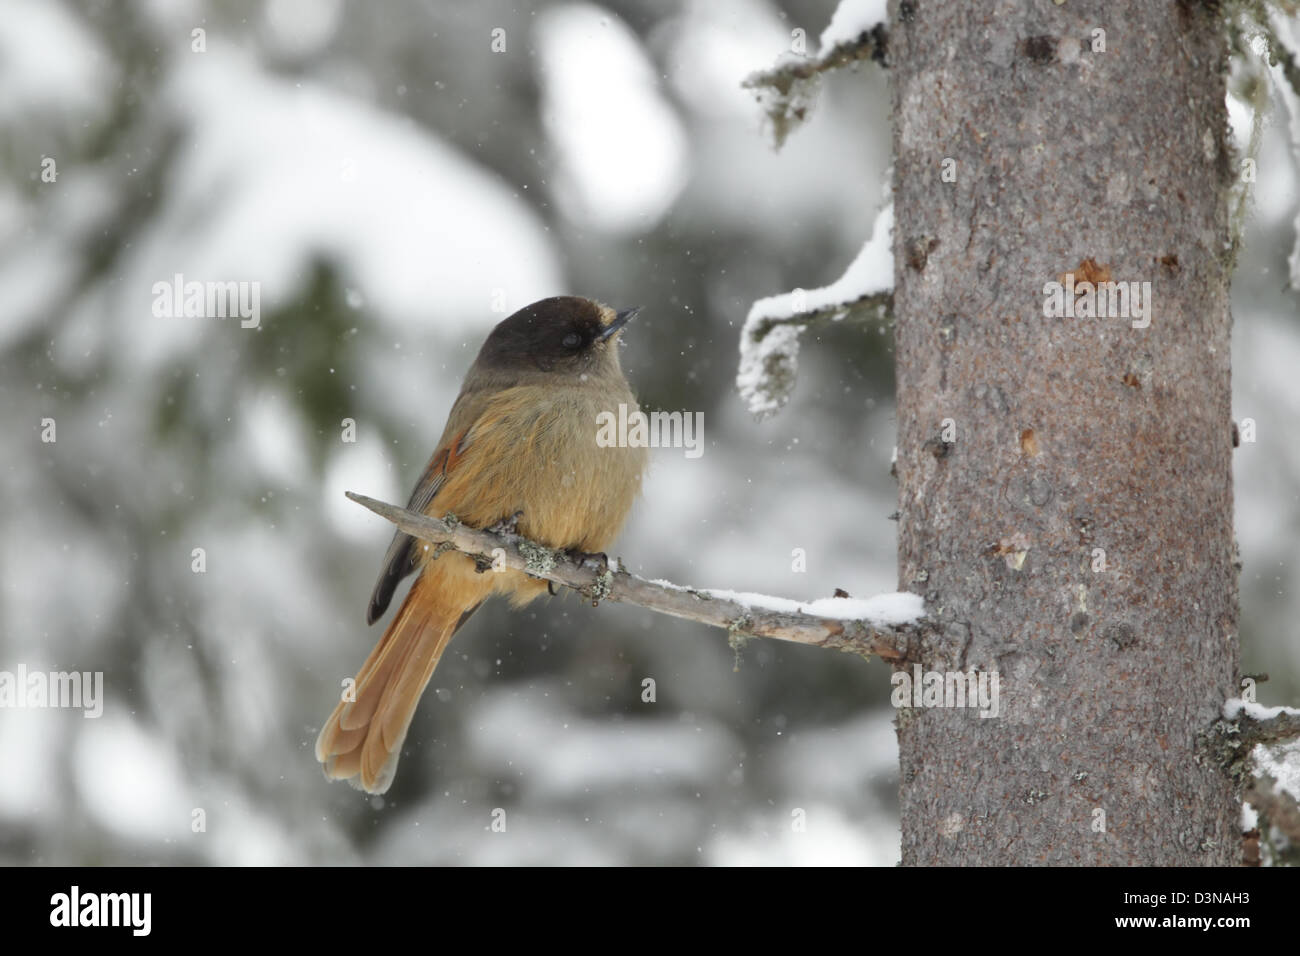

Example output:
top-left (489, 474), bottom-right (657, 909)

top-left (562, 332), bottom-right (582, 349)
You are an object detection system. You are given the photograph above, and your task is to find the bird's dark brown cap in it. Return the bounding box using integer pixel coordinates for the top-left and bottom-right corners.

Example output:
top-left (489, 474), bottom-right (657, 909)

top-left (474, 296), bottom-right (640, 375)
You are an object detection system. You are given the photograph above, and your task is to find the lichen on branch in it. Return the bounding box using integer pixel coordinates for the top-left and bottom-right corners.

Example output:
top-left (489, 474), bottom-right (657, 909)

top-left (344, 491), bottom-right (925, 661)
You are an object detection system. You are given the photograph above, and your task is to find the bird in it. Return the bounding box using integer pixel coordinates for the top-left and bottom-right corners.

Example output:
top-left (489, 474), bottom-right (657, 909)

top-left (315, 296), bottom-right (648, 794)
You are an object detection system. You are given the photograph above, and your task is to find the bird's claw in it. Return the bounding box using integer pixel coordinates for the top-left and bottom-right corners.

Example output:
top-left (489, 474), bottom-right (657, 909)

top-left (489, 510), bottom-right (525, 536)
top-left (566, 548), bottom-right (610, 573)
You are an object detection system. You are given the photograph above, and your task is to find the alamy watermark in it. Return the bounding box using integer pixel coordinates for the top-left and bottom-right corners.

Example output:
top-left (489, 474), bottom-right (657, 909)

top-left (1042, 272), bottom-right (1151, 329)
top-left (891, 664), bottom-right (1000, 718)
top-left (152, 273), bottom-right (261, 328)
top-left (0, 665), bottom-right (103, 718)
top-left (50, 886), bottom-right (150, 936)
top-left (596, 403), bottom-right (704, 459)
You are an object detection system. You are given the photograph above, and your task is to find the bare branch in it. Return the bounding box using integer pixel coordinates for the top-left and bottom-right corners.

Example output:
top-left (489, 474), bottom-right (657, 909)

top-left (345, 491), bottom-right (922, 662)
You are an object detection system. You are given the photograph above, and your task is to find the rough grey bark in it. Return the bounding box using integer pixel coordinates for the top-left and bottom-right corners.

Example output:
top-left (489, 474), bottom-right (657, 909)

top-left (890, 0), bottom-right (1241, 864)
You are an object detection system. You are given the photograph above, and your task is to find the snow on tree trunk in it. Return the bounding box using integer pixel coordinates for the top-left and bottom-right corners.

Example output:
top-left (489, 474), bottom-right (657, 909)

top-left (890, 0), bottom-right (1241, 865)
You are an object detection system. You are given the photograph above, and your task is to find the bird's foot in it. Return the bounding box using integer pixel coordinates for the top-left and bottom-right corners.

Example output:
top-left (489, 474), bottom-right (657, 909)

top-left (489, 510), bottom-right (525, 536)
top-left (566, 548), bottom-right (610, 573)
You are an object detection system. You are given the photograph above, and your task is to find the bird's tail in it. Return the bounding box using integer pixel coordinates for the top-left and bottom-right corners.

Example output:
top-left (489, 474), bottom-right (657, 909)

top-left (315, 570), bottom-right (476, 794)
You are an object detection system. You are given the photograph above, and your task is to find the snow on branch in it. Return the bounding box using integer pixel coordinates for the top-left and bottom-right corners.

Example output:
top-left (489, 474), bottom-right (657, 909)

top-left (742, 0), bottom-right (889, 148)
top-left (738, 203), bottom-right (894, 419)
top-left (1244, 770), bottom-right (1300, 856)
top-left (345, 491), bottom-right (924, 661)
top-left (1210, 697), bottom-right (1300, 790)
top-left (1223, 698), bottom-right (1300, 858)
top-left (1223, 698), bottom-right (1300, 749)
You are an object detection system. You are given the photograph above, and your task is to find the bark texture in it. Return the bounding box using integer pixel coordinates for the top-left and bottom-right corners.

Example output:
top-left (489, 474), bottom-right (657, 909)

top-left (890, 0), bottom-right (1241, 864)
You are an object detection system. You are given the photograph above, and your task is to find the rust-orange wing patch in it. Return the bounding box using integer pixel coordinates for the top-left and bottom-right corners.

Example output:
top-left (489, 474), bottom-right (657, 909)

top-left (365, 427), bottom-right (474, 625)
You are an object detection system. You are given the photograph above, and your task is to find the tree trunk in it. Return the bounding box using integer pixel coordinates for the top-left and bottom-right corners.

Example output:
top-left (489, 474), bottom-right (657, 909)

top-left (890, 0), bottom-right (1241, 865)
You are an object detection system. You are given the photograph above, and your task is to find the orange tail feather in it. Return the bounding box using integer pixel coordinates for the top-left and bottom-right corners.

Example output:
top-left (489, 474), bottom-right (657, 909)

top-left (316, 571), bottom-right (475, 794)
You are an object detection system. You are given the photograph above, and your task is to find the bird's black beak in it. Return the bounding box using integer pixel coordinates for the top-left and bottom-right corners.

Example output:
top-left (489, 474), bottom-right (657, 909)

top-left (599, 306), bottom-right (641, 341)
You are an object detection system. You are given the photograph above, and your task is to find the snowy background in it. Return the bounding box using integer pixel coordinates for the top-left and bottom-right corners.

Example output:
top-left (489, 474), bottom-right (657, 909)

top-left (0, 0), bottom-right (1296, 865)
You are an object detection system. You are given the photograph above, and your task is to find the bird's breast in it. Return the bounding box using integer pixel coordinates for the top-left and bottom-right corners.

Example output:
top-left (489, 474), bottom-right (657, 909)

top-left (513, 387), bottom-right (647, 552)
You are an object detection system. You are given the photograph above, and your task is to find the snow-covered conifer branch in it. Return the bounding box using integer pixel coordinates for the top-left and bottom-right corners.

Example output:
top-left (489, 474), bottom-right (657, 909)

top-left (737, 204), bottom-right (894, 418)
top-left (742, 0), bottom-right (889, 148)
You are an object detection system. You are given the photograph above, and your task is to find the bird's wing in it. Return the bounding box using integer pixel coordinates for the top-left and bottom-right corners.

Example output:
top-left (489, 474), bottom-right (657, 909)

top-left (365, 414), bottom-right (477, 625)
